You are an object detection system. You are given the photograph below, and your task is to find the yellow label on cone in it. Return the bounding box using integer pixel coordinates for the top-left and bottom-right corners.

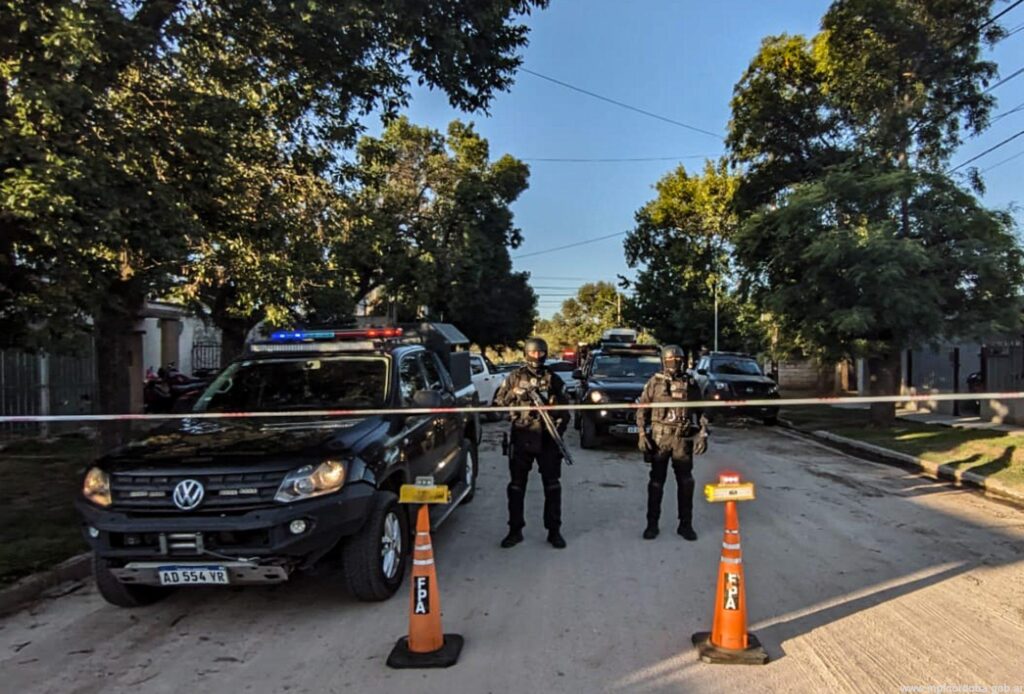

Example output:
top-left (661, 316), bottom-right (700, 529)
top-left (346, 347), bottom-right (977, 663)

top-left (400, 484), bottom-right (451, 504)
top-left (704, 482), bottom-right (756, 503)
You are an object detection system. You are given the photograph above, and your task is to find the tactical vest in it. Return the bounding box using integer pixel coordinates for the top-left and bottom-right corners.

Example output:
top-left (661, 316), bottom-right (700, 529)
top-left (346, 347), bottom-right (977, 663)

top-left (508, 367), bottom-right (554, 453)
top-left (647, 372), bottom-right (696, 434)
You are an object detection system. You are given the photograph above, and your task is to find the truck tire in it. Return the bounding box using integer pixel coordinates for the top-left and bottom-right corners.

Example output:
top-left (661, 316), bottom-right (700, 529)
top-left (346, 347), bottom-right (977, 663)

top-left (460, 438), bottom-right (478, 504)
top-left (342, 490), bottom-right (408, 601)
top-left (580, 415), bottom-right (599, 449)
top-left (93, 554), bottom-right (170, 608)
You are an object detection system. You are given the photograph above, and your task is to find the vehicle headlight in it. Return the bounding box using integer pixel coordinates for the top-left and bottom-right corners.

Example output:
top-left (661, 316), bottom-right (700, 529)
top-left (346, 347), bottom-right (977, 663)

top-left (589, 390), bottom-right (609, 403)
top-left (275, 460), bottom-right (347, 503)
top-left (714, 381), bottom-right (729, 391)
top-left (83, 467), bottom-right (111, 508)
top-left (768, 384), bottom-right (779, 394)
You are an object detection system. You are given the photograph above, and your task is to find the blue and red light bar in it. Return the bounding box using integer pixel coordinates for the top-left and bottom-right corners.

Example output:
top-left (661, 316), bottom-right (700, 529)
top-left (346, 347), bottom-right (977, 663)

top-left (269, 328), bottom-right (404, 342)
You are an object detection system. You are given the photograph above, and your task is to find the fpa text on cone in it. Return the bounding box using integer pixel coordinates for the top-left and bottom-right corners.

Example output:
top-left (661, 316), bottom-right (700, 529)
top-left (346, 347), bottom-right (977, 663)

top-left (386, 483), bottom-right (464, 669)
top-left (691, 470), bottom-right (769, 665)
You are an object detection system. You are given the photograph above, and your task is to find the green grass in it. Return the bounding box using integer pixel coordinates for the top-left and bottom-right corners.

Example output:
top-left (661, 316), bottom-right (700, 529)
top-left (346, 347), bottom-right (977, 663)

top-left (783, 406), bottom-right (1024, 492)
top-left (0, 436), bottom-right (98, 587)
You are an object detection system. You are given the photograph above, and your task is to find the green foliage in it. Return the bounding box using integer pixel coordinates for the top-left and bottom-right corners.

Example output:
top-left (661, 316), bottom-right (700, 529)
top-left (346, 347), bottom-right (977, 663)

top-left (728, 0), bottom-right (1023, 368)
top-left (535, 282), bottom-right (627, 350)
top-left (0, 0), bottom-right (547, 407)
top-left (623, 160), bottom-right (767, 356)
top-left (326, 117), bottom-right (536, 350)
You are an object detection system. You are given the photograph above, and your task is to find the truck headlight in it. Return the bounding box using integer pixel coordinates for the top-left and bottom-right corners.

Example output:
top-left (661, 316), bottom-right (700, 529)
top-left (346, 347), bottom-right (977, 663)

top-left (768, 384), bottom-right (779, 395)
top-left (714, 381), bottom-right (729, 391)
top-left (83, 467), bottom-right (112, 508)
top-left (589, 390), bottom-right (609, 403)
top-left (276, 460), bottom-right (347, 503)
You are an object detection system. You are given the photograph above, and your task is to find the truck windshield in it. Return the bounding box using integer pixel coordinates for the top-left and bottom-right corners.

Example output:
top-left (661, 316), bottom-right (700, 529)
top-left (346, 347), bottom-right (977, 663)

top-left (193, 357), bottom-right (389, 412)
top-left (591, 355), bottom-right (661, 379)
top-left (711, 359), bottom-right (763, 376)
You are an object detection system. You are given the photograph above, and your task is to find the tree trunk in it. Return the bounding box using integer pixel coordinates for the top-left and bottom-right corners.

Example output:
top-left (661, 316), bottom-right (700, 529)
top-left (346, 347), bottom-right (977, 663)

top-left (219, 325), bottom-right (248, 367)
top-left (95, 297), bottom-right (142, 449)
top-left (867, 350), bottom-right (902, 427)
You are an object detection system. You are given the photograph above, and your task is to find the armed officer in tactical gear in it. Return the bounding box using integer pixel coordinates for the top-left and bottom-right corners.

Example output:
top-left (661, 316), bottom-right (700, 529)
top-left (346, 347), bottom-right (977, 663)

top-left (493, 337), bottom-right (571, 549)
top-left (635, 345), bottom-right (708, 541)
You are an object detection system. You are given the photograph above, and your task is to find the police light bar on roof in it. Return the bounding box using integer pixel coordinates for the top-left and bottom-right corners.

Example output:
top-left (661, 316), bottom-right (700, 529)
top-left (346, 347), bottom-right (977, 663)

top-left (269, 328), bottom-right (404, 342)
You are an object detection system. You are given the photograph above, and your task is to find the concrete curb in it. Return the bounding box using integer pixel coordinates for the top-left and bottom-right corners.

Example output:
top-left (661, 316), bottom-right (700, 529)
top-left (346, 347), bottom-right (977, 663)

top-left (0, 553), bottom-right (91, 618)
top-left (778, 419), bottom-right (1024, 508)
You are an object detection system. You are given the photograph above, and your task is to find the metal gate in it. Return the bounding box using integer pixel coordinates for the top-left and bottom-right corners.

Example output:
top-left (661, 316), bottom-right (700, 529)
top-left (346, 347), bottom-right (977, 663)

top-left (191, 341), bottom-right (222, 372)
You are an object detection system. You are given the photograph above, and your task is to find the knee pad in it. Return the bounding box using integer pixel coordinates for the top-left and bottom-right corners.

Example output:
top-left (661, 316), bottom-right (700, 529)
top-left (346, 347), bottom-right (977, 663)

top-left (507, 483), bottom-right (525, 494)
top-left (543, 480), bottom-right (561, 493)
top-left (648, 481), bottom-right (664, 491)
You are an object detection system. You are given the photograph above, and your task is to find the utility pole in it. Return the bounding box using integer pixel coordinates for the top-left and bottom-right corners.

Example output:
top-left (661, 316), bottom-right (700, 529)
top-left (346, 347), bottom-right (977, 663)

top-left (617, 293), bottom-right (621, 325)
top-left (713, 281), bottom-right (719, 352)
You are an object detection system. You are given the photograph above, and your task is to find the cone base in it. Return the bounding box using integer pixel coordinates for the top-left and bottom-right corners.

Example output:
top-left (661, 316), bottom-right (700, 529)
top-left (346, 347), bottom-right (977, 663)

top-left (691, 631), bottom-right (769, 665)
top-left (386, 634), bottom-right (464, 669)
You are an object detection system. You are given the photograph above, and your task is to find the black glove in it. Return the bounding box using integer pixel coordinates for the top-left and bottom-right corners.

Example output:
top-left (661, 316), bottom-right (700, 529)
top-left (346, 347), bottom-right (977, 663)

top-left (638, 432), bottom-right (653, 453)
top-left (693, 420), bottom-right (709, 456)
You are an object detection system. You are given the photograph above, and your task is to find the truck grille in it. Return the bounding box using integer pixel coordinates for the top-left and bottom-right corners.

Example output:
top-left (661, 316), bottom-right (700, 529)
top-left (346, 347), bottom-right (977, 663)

top-left (110, 467), bottom-right (292, 513)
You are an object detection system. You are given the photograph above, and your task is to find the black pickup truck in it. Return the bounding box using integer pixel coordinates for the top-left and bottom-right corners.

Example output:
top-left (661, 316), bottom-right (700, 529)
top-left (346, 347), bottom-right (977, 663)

top-left (573, 343), bottom-right (662, 448)
top-left (76, 325), bottom-right (479, 607)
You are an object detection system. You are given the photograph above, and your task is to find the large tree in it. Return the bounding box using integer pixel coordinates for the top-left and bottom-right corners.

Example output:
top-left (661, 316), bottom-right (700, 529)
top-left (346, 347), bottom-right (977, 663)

top-left (1, 0), bottom-right (548, 418)
top-left (623, 160), bottom-right (765, 361)
top-left (728, 0), bottom-right (1023, 424)
top-left (316, 117), bottom-right (537, 351)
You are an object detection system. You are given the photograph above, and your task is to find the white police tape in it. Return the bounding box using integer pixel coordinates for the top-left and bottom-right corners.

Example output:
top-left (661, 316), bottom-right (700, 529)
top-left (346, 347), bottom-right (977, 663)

top-left (0, 391), bottom-right (1021, 424)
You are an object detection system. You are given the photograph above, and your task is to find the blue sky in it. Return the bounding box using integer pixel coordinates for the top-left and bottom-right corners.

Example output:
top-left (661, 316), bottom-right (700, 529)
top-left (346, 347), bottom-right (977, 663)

top-left (388, 0), bottom-right (1024, 318)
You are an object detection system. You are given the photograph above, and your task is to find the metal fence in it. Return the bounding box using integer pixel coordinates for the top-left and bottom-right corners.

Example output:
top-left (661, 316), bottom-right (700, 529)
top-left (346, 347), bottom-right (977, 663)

top-left (0, 341), bottom-right (97, 435)
top-left (191, 341), bottom-right (222, 372)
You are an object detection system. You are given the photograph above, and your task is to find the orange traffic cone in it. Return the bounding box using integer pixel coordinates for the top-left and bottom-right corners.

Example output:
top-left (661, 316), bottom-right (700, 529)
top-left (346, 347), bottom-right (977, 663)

top-left (692, 471), bottom-right (768, 665)
top-left (386, 504), bottom-right (464, 668)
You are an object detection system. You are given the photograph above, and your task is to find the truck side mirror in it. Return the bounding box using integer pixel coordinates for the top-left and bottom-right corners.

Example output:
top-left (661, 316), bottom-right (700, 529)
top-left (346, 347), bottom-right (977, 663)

top-left (572, 369), bottom-right (584, 380)
top-left (412, 390), bottom-right (443, 409)
top-left (696, 368), bottom-right (708, 376)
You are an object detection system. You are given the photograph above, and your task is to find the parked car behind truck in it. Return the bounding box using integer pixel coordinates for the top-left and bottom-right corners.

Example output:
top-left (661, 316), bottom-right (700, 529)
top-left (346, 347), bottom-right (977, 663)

top-left (77, 325), bottom-right (479, 607)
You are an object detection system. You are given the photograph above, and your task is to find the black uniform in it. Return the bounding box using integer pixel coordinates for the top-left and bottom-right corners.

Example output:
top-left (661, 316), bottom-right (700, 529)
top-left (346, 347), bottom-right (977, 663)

top-left (494, 364), bottom-right (570, 543)
top-left (635, 357), bottom-right (705, 540)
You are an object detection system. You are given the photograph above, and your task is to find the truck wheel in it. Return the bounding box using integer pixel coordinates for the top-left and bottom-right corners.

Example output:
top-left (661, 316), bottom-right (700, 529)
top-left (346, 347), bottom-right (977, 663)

top-left (342, 490), bottom-right (408, 601)
top-left (580, 416), bottom-right (599, 449)
top-left (93, 554), bottom-right (170, 608)
top-left (460, 438), bottom-right (478, 504)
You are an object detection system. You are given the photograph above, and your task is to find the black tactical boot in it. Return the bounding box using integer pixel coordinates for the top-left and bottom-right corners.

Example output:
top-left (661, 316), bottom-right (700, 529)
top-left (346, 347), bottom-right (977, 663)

top-left (677, 522), bottom-right (698, 541)
top-left (546, 530), bottom-right (567, 549)
top-left (501, 529), bottom-right (524, 548)
top-left (643, 522), bottom-right (659, 540)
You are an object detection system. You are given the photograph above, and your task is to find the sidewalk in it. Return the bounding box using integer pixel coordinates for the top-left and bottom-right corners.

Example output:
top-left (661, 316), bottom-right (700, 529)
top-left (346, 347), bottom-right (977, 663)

top-left (778, 404), bottom-right (1024, 506)
top-left (896, 409), bottom-right (1024, 435)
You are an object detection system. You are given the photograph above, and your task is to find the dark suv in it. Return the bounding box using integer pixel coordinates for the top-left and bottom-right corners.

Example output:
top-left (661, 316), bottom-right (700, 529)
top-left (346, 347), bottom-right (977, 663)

top-left (692, 352), bottom-right (780, 425)
top-left (573, 344), bottom-right (662, 448)
top-left (76, 326), bottom-right (479, 607)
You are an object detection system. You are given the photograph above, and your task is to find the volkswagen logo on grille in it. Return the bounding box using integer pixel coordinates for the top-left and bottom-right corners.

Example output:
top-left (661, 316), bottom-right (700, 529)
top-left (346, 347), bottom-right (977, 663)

top-left (172, 479), bottom-right (205, 510)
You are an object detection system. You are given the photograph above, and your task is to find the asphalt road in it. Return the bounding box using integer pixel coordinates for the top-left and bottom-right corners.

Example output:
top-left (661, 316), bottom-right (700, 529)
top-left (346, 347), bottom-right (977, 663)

top-left (2, 421), bottom-right (1023, 693)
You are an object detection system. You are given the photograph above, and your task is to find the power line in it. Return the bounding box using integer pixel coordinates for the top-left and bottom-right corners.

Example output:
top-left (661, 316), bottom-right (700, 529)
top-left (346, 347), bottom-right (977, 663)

top-left (984, 0), bottom-right (1024, 31)
top-left (522, 155), bottom-right (713, 163)
top-left (513, 231), bottom-right (628, 259)
top-left (520, 68), bottom-right (722, 140)
top-left (528, 275), bottom-right (608, 281)
top-left (985, 65), bottom-right (1024, 93)
top-left (982, 146), bottom-right (1024, 171)
top-left (991, 98), bottom-right (1024, 122)
top-left (950, 127), bottom-right (1024, 171)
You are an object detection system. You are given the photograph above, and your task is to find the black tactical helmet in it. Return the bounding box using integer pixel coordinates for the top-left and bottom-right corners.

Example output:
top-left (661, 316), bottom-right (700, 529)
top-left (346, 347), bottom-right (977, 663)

top-left (661, 344), bottom-right (684, 374)
top-left (524, 337), bottom-right (548, 370)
